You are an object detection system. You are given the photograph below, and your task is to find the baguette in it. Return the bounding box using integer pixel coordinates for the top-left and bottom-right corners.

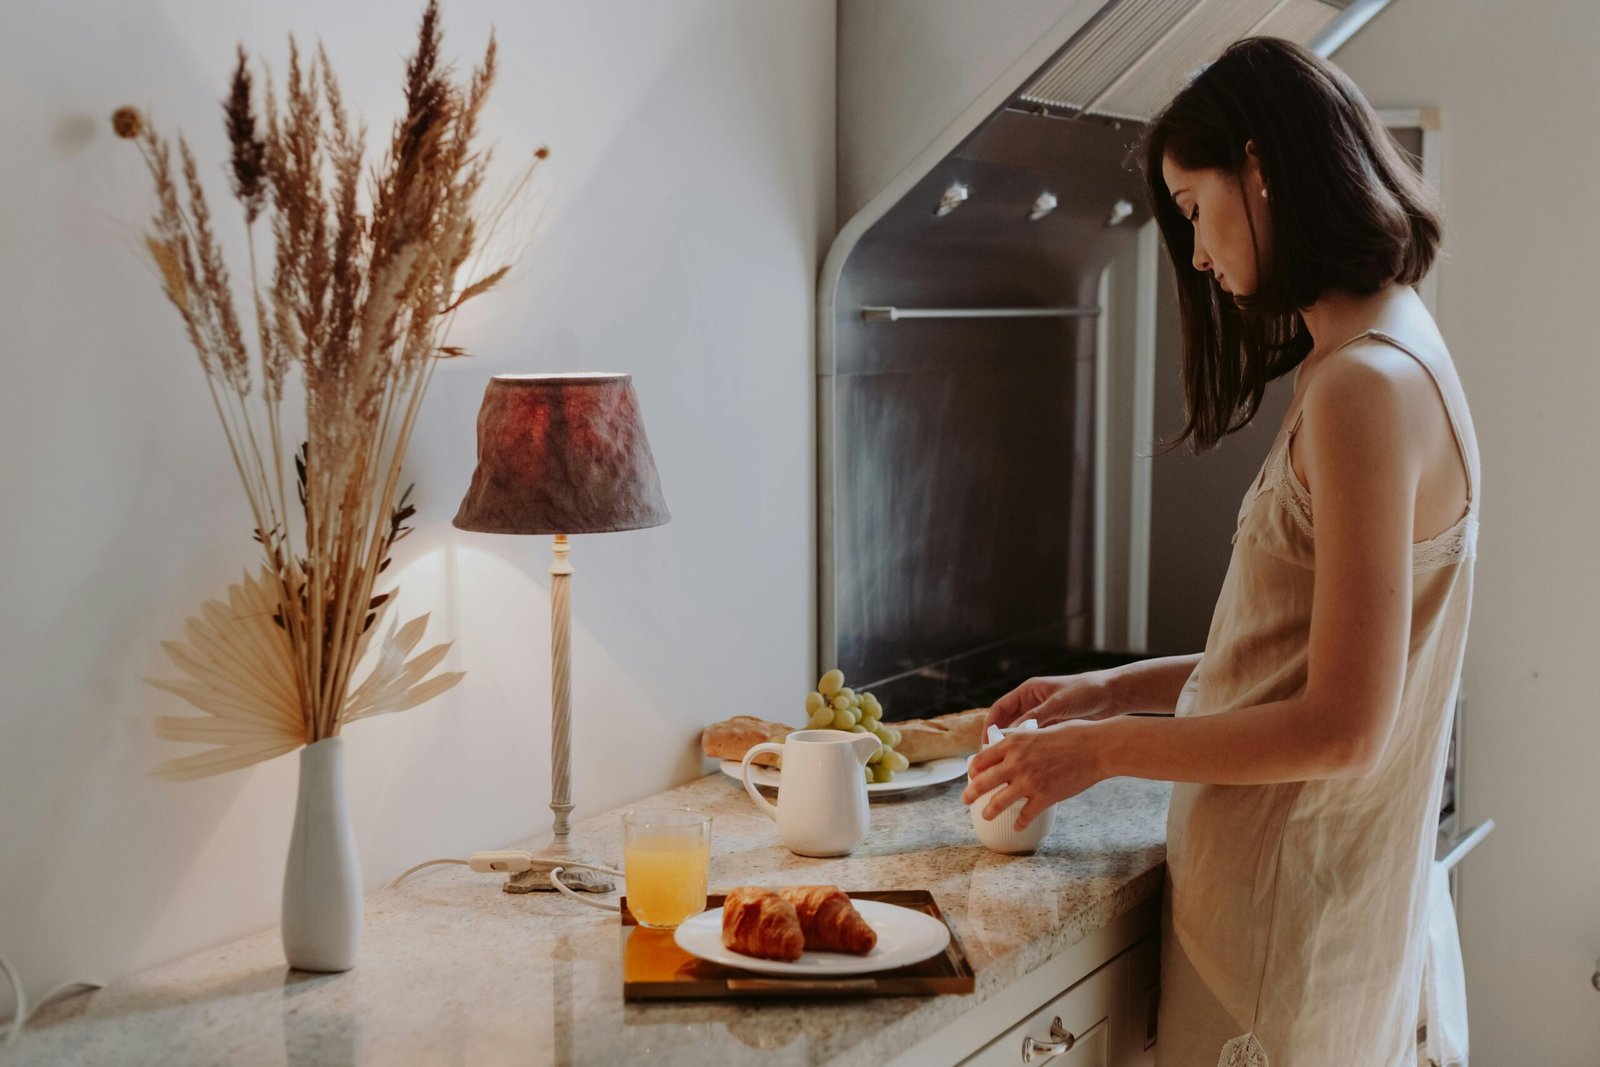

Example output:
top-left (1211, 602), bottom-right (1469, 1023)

top-left (891, 707), bottom-right (987, 764)
top-left (700, 715), bottom-right (792, 766)
top-left (700, 708), bottom-right (986, 766)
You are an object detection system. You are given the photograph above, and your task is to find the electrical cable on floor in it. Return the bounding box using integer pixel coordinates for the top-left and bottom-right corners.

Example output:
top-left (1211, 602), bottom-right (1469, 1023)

top-left (0, 950), bottom-right (101, 1048)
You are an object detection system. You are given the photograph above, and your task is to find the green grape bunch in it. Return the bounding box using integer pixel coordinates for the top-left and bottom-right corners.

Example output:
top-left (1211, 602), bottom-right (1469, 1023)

top-left (805, 669), bottom-right (911, 783)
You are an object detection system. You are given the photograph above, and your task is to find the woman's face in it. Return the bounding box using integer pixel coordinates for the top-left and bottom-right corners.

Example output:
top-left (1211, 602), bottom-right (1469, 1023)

top-left (1161, 142), bottom-right (1272, 297)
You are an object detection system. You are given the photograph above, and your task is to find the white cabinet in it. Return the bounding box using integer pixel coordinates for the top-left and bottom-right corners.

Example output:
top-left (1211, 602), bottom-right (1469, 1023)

top-left (962, 934), bottom-right (1159, 1067)
top-left (961, 951), bottom-right (1118, 1066)
top-left (889, 896), bottom-right (1161, 1067)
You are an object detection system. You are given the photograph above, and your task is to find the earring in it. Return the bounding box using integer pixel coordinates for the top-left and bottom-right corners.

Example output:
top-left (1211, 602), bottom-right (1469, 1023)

top-left (1261, 187), bottom-right (1269, 199)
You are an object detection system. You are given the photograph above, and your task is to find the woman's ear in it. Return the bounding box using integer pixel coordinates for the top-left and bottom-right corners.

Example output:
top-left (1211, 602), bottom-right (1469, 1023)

top-left (1243, 138), bottom-right (1266, 195)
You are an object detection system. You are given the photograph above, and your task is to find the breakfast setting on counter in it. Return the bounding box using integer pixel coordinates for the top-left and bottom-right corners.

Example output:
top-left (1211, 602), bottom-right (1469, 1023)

top-left (614, 669), bottom-right (1044, 990)
top-left (14, 0), bottom-right (1593, 1063)
top-left (472, 666), bottom-right (1060, 999)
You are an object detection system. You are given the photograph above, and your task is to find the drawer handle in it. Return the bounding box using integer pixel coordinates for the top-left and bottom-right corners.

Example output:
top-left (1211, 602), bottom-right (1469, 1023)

top-left (1021, 1017), bottom-right (1076, 1063)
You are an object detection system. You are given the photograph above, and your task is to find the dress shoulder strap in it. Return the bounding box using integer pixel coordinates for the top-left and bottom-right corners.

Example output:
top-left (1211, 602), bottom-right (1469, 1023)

top-left (1281, 327), bottom-right (1374, 439)
top-left (1362, 328), bottom-right (1480, 509)
top-left (1285, 328), bottom-right (1478, 509)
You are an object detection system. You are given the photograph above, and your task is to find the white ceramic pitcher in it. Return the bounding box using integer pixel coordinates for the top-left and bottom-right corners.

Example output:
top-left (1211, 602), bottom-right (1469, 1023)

top-left (741, 729), bottom-right (880, 856)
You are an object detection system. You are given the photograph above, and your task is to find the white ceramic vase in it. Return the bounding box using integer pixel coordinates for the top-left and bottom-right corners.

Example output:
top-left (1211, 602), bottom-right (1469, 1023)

top-left (282, 736), bottom-right (362, 972)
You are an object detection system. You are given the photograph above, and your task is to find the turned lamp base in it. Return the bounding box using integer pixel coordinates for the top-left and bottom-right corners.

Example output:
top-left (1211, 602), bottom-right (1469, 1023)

top-left (502, 834), bottom-right (616, 895)
top-left (499, 534), bottom-right (618, 897)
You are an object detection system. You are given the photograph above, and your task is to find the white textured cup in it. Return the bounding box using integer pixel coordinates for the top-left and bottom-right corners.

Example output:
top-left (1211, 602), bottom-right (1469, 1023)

top-left (965, 749), bottom-right (1056, 855)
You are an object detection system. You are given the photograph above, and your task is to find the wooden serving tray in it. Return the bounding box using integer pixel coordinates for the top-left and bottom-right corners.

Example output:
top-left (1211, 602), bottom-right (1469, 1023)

top-left (620, 889), bottom-right (975, 1001)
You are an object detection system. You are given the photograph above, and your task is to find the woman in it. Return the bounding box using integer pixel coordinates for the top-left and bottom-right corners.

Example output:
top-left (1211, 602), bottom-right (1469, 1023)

top-left (961, 37), bottom-right (1478, 1066)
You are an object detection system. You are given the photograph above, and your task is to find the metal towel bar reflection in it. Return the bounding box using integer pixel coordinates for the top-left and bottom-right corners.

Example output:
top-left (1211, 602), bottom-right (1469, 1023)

top-left (859, 305), bottom-right (1101, 322)
top-left (1440, 818), bottom-right (1494, 873)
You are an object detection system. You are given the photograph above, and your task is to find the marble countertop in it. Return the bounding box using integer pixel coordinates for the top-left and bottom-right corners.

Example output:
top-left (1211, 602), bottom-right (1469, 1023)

top-left (18, 770), bottom-right (1170, 1067)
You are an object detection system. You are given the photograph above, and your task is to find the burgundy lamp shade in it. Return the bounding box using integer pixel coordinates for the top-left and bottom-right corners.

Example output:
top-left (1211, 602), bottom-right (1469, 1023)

top-left (453, 373), bottom-right (670, 535)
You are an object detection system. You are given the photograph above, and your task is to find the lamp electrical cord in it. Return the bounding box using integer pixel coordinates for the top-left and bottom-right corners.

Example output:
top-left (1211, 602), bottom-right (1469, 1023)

top-left (383, 857), bottom-right (471, 888)
top-left (0, 950), bottom-right (101, 1048)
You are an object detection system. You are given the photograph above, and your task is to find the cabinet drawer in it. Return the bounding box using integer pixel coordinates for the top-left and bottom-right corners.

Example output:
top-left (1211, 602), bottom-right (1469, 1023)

top-left (962, 953), bottom-right (1122, 1066)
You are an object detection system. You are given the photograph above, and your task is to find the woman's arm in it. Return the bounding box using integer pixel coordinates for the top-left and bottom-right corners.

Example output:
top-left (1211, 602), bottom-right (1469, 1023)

top-left (984, 653), bottom-right (1202, 729)
top-left (1095, 653), bottom-right (1204, 717)
top-left (965, 349), bottom-right (1425, 825)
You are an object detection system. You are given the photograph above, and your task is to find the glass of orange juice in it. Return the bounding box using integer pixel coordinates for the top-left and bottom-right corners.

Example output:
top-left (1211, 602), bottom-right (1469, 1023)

top-left (623, 808), bottom-right (712, 929)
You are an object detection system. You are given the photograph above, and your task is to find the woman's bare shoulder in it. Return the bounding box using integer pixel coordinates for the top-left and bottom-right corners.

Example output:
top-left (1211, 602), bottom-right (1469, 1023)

top-left (1303, 341), bottom-right (1431, 425)
top-left (1294, 331), bottom-right (1465, 511)
top-left (1304, 326), bottom-right (1454, 424)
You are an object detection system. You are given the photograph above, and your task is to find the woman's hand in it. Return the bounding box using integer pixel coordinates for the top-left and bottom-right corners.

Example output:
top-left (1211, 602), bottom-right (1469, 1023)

top-left (984, 671), bottom-right (1114, 732)
top-left (960, 720), bottom-right (1109, 830)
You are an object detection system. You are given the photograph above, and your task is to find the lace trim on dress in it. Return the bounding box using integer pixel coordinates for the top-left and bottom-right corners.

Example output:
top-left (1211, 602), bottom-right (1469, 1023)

top-left (1266, 431), bottom-right (1476, 572)
top-left (1269, 455), bottom-right (1317, 542)
top-left (1219, 1031), bottom-right (1269, 1066)
top-left (1414, 513), bottom-right (1478, 572)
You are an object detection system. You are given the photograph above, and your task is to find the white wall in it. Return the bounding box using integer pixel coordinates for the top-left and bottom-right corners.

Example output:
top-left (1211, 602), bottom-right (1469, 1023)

top-left (837, 0), bottom-right (1102, 220)
top-left (0, 0), bottom-right (833, 1016)
top-left (1332, 2), bottom-right (1600, 1061)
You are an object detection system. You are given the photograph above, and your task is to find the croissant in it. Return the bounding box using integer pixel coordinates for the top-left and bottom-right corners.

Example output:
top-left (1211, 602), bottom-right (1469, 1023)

top-left (721, 886), bottom-right (805, 961)
top-left (778, 885), bottom-right (877, 955)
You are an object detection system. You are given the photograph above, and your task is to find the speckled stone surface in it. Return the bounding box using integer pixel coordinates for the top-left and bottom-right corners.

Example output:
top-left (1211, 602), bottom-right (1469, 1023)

top-left (16, 772), bottom-right (1170, 1066)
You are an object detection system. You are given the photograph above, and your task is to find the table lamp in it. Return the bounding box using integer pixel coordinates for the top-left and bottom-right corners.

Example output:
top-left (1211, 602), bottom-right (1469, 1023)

top-left (453, 372), bottom-right (670, 893)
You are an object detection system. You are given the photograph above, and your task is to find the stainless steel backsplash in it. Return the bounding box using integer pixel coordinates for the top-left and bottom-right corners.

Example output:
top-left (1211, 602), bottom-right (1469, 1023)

top-left (820, 111), bottom-right (1152, 718)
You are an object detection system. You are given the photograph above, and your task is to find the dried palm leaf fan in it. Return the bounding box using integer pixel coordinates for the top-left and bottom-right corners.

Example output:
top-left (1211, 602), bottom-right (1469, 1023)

top-left (114, 1), bottom-right (541, 779)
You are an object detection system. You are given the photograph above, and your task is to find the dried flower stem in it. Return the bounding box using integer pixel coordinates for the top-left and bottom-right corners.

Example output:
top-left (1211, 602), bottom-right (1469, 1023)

top-left (120, 1), bottom-right (529, 758)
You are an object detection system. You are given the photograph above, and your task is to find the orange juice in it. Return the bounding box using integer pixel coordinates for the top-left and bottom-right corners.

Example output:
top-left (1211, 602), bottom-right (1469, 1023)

top-left (624, 833), bottom-right (711, 929)
top-left (622, 927), bottom-right (684, 980)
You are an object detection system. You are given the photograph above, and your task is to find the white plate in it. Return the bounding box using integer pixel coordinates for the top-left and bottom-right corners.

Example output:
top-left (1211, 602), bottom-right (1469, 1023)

top-left (720, 755), bottom-right (969, 798)
top-left (673, 898), bottom-right (952, 977)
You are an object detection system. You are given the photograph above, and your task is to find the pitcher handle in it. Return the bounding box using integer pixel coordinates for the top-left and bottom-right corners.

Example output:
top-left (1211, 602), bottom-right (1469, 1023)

top-left (741, 743), bottom-right (784, 820)
top-left (850, 732), bottom-right (882, 766)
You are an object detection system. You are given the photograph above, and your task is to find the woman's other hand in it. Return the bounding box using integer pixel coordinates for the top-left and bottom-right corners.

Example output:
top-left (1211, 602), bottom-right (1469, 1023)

top-left (984, 671), bottom-right (1114, 732)
top-left (960, 721), bottom-right (1107, 829)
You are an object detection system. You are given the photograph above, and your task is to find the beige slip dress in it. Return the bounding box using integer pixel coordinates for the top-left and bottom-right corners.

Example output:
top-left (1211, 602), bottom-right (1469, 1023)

top-left (1154, 327), bottom-right (1481, 1067)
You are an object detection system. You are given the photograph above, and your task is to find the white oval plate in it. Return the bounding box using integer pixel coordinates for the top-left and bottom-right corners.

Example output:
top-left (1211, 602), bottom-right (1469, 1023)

top-left (720, 755), bottom-right (968, 798)
top-left (673, 898), bottom-right (951, 976)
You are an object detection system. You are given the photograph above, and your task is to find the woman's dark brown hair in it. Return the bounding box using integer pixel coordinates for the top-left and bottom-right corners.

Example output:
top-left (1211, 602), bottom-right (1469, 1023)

top-left (1139, 36), bottom-right (1443, 453)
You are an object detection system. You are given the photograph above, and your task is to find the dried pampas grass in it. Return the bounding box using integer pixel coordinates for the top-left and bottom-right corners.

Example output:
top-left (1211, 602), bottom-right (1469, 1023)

top-left (118, 2), bottom-right (539, 778)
